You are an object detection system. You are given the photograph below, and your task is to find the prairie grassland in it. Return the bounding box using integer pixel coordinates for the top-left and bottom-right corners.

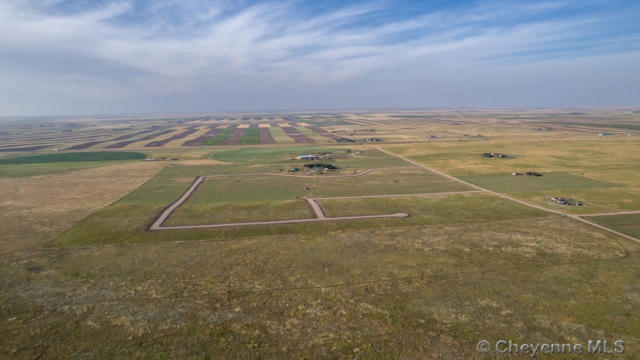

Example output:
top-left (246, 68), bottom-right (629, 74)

top-left (48, 164), bottom-right (473, 247)
top-left (167, 200), bottom-right (313, 225)
top-left (0, 161), bottom-right (164, 252)
top-left (319, 192), bottom-right (546, 221)
top-left (3, 216), bottom-right (640, 359)
top-left (3, 111), bottom-right (640, 359)
top-left (380, 138), bottom-right (640, 212)
top-left (589, 213), bottom-right (640, 238)
top-left (181, 167), bottom-right (468, 205)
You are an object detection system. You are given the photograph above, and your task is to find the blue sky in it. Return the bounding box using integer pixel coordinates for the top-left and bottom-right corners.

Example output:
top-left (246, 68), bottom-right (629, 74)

top-left (1, 0), bottom-right (639, 115)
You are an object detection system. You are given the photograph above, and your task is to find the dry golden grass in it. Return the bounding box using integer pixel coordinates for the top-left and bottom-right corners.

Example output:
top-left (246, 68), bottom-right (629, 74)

top-left (0, 161), bottom-right (164, 253)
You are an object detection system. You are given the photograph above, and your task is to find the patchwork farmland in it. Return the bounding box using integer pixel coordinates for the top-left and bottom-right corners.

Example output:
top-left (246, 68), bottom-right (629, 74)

top-left (2, 109), bottom-right (640, 358)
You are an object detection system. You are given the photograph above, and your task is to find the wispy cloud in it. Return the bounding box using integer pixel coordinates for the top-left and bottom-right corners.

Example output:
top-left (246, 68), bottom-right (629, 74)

top-left (0, 0), bottom-right (639, 115)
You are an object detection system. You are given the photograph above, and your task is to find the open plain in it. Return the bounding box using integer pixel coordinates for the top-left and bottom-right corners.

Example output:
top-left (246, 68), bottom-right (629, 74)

top-left (1, 109), bottom-right (640, 359)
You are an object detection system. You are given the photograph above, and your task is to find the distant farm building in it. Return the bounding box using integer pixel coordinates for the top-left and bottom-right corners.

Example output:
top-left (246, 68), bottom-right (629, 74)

top-left (297, 155), bottom-right (317, 160)
top-left (482, 152), bottom-right (512, 158)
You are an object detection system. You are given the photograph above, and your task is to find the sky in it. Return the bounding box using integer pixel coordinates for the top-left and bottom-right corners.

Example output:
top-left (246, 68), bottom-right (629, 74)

top-left (1, 0), bottom-right (639, 116)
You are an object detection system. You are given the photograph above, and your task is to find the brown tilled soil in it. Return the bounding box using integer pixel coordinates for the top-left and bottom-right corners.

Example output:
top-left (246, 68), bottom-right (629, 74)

top-left (65, 140), bottom-right (107, 150)
top-left (222, 127), bottom-right (247, 145)
top-left (107, 129), bottom-right (174, 148)
top-left (66, 129), bottom-right (158, 150)
top-left (259, 128), bottom-right (275, 144)
top-left (0, 145), bottom-right (51, 152)
top-left (282, 127), bottom-right (315, 143)
top-left (307, 125), bottom-right (338, 139)
top-left (182, 127), bottom-right (221, 146)
top-left (145, 127), bottom-right (200, 147)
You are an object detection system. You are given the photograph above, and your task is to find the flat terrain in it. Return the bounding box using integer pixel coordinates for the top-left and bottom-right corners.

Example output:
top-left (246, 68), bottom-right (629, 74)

top-left (589, 213), bottom-right (640, 239)
top-left (1, 109), bottom-right (639, 359)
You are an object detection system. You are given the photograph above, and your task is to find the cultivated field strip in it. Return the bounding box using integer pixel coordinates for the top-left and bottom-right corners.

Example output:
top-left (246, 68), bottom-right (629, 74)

top-left (182, 126), bottom-right (221, 146)
top-left (259, 127), bottom-right (275, 144)
top-left (145, 127), bottom-right (200, 147)
top-left (66, 140), bottom-right (108, 150)
top-left (222, 126), bottom-right (247, 145)
top-left (281, 126), bottom-right (315, 143)
top-left (305, 125), bottom-right (338, 139)
top-left (0, 145), bottom-right (51, 152)
top-left (107, 129), bottom-right (174, 148)
top-left (64, 129), bottom-right (159, 150)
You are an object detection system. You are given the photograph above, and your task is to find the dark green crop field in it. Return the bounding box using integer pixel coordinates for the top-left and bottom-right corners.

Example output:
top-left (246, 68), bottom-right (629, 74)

top-left (0, 151), bottom-right (146, 164)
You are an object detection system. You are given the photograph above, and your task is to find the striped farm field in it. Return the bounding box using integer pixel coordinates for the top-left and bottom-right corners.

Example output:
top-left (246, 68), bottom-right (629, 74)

top-left (222, 127), bottom-right (247, 145)
top-left (203, 126), bottom-right (235, 145)
top-left (182, 126), bottom-right (220, 146)
top-left (281, 126), bottom-right (315, 143)
top-left (295, 126), bottom-right (327, 142)
top-left (238, 127), bottom-right (261, 145)
top-left (268, 126), bottom-right (296, 144)
top-left (107, 129), bottom-right (174, 149)
top-left (259, 127), bottom-right (275, 144)
top-left (145, 127), bottom-right (200, 147)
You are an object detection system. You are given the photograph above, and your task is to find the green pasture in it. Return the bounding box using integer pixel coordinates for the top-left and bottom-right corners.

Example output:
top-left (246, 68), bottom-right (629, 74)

top-left (0, 151), bottom-right (146, 164)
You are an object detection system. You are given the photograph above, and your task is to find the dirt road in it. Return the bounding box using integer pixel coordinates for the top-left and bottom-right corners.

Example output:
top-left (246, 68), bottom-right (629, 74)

top-left (148, 176), bottom-right (204, 231)
top-left (312, 190), bottom-right (481, 200)
top-left (148, 171), bottom-right (410, 231)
